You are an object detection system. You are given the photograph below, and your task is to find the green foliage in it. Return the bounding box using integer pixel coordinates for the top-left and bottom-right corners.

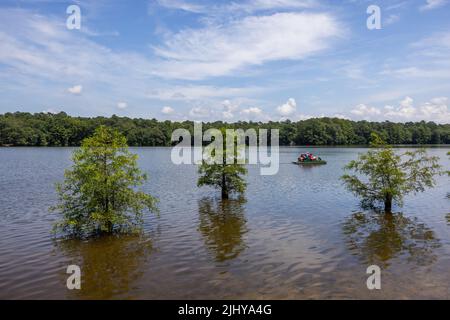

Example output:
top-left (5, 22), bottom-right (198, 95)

top-left (197, 129), bottom-right (247, 199)
top-left (341, 133), bottom-right (441, 212)
top-left (52, 126), bottom-right (157, 237)
top-left (1, 112), bottom-right (450, 146)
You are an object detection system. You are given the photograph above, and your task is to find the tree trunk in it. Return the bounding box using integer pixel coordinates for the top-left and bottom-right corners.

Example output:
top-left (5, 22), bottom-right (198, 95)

top-left (106, 221), bottom-right (113, 233)
top-left (384, 193), bottom-right (392, 213)
top-left (221, 172), bottom-right (229, 199)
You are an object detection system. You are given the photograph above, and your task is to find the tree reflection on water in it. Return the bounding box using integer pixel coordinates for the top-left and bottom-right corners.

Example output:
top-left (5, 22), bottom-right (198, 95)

top-left (56, 234), bottom-right (153, 299)
top-left (342, 211), bottom-right (441, 268)
top-left (198, 197), bottom-right (248, 263)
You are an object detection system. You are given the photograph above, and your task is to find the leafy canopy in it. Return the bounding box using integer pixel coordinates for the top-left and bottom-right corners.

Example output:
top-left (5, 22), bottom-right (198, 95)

top-left (2, 112), bottom-right (450, 147)
top-left (53, 126), bottom-right (157, 237)
top-left (341, 133), bottom-right (441, 212)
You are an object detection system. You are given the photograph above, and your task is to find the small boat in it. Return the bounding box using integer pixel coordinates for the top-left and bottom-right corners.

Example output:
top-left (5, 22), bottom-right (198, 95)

top-left (292, 159), bottom-right (327, 165)
top-left (293, 152), bottom-right (327, 165)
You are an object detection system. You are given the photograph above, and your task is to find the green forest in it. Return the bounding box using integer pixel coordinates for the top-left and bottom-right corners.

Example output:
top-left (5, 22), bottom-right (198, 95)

top-left (1, 111), bottom-right (449, 147)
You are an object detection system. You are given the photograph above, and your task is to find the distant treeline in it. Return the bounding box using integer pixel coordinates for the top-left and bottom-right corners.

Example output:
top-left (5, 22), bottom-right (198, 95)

top-left (1, 112), bottom-right (449, 146)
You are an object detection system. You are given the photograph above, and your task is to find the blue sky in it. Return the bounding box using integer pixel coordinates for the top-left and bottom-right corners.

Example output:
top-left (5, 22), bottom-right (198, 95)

top-left (0, 0), bottom-right (449, 122)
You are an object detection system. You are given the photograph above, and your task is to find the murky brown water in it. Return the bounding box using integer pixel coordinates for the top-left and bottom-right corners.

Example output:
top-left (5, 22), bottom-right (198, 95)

top-left (0, 147), bottom-right (449, 299)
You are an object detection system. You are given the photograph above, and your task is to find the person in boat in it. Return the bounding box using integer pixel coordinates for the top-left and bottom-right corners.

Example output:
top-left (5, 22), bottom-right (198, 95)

top-left (298, 153), bottom-right (307, 162)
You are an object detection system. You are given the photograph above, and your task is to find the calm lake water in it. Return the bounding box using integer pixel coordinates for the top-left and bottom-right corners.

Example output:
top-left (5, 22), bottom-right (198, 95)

top-left (0, 147), bottom-right (449, 299)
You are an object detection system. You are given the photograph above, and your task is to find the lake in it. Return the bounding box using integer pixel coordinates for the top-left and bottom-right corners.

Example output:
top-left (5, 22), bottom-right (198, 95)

top-left (0, 147), bottom-right (449, 299)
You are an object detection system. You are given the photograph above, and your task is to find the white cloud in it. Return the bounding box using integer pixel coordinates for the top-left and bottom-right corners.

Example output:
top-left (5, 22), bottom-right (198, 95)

top-left (241, 107), bottom-right (262, 115)
top-left (333, 114), bottom-right (350, 120)
top-left (384, 96), bottom-right (416, 118)
top-left (384, 97), bottom-right (450, 123)
top-left (381, 66), bottom-right (450, 79)
top-left (419, 97), bottom-right (449, 120)
top-left (155, 0), bottom-right (206, 13)
top-left (222, 0), bottom-right (316, 13)
top-left (117, 102), bottom-right (128, 109)
top-left (155, 0), bottom-right (315, 14)
top-left (400, 96), bottom-right (414, 108)
top-left (0, 9), bottom-right (157, 106)
top-left (385, 14), bottom-right (400, 26)
top-left (0, 7), bottom-right (343, 120)
top-left (351, 97), bottom-right (450, 123)
top-left (189, 106), bottom-right (212, 118)
top-left (185, 101), bottom-right (267, 121)
top-left (239, 106), bottom-right (272, 121)
top-left (145, 85), bottom-right (261, 101)
top-left (420, 0), bottom-right (448, 11)
top-left (386, 2), bottom-right (408, 10)
top-left (350, 104), bottom-right (382, 117)
top-left (82, 26), bottom-right (120, 38)
top-left (222, 100), bottom-right (240, 119)
top-left (411, 31), bottom-right (450, 54)
top-left (43, 108), bottom-right (58, 114)
top-left (161, 106), bottom-right (175, 114)
top-left (67, 85), bottom-right (82, 95)
top-left (152, 12), bottom-right (342, 79)
top-left (276, 98), bottom-right (297, 116)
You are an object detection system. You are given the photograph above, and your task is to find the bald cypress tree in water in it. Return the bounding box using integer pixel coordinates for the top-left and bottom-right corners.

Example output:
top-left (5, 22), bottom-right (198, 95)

top-left (197, 129), bottom-right (247, 199)
top-left (341, 133), bottom-right (440, 213)
top-left (53, 126), bottom-right (157, 237)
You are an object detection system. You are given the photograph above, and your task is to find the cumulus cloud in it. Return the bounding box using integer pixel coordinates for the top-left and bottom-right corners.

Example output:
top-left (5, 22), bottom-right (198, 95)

top-left (222, 100), bottom-right (240, 119)
top-left (385, 97), bottom-right (449, 122)
top-left (117, 102), bottom-right (128, 109)
top-left (67, 85), bottom-right (82, 95)
top-left (241, 107), bottom-right (262, 115)
top-left (384, 96), bottom-right (415, 118)
top-left (161, 106), bottom-right (175, 114)
top-left (276, 98), bottom-right (297, 116)
top-left (350, 104), bottom-right (382, 117)
top-left (350, 97), bottom-right (450, 123)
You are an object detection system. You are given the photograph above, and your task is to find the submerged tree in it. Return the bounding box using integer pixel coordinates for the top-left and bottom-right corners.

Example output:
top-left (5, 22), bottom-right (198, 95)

top-left (197, 129), bottom-right (247, 199)
top-left (341, 133), bottom-right (441, 213)
top-left (53, 126), bottom-right (157, 237)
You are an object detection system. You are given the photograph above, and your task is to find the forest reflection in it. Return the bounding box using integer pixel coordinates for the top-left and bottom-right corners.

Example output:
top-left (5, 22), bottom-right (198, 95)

top-left (342, 211), bottom-right (441, 268)
top-left (198, 197), bottom-right (248, 263)
top-left (56, 234), bottom-right (153, 299)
